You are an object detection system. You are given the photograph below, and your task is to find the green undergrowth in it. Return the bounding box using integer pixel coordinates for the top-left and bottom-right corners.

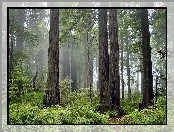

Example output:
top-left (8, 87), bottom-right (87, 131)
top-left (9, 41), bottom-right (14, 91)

top-left (117, 96), bottom-right (166, 124)
top-left (120, 93), bottom-right (142, 114)
top-left (9, 90), bottom-right (166, 124)
top-left (9, 91), bottom-right (110, 124)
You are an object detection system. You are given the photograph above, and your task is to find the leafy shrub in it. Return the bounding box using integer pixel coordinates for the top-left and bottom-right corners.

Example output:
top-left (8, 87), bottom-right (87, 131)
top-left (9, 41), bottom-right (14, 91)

top-left (120, 92), bottom-right (142, 114)
top-left (9, 89), bottom-right (109, 124)
top-left (59, 77), bottom-right (72, 105)
top-left (117, 96), bottom-right (166, 124)
top-left (104, 110), bottom-right (118, 118)
top-left (34, 67), bottom-right (48, 91)
top-left (9, 60), bottom-right (33, 102)
top-left (9, 103), bottom-right (41, 124)
top-left (154, 96), bottom-right (166, 111)
top-left (39, 105), bottom-right (66, 124)
top-left (21, 92), bottom-right (46, 108)
top-left (59, 80), bottom-right (99, 107)
top-left (63, 94), bottom-right (110, 124)
top-left (80, 87), bottom-right (92, 96)
top-left (130, 92), bottom-right (142, 102)
top-left (121, 100), bottom-right (138, 115)
top-left (9, 102), bottom-right (110, 124)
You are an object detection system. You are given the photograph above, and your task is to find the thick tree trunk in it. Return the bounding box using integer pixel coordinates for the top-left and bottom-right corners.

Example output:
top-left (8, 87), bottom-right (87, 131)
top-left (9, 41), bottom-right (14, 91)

top-left (120, 15), bottom-right (124, 99)
top-left (141, 9), bottom-right (154, 108)
top-left (109, 9), bottom-right (121, 112)
top-left (46, 9), bottom-right (60, 107)
top-left (99, 9), bottom-right (110, 112)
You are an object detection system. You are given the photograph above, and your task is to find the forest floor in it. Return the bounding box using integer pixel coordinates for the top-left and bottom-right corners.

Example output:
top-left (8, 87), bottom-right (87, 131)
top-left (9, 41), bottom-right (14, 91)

top-left (108, 114), bottom-right (125, 124)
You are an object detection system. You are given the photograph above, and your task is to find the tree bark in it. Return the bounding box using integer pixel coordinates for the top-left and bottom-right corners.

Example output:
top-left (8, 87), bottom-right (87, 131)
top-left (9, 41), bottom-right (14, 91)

top-left (109, 9), bottom-right (121, 112)
top-left (120, 10), bottom-right (124, 99)
top-left (141, 9), bottom-right (154, 108)
top-left (46, 9), bottom-right (60, 107)
top-left (98, 9), bottom-right (110, 112)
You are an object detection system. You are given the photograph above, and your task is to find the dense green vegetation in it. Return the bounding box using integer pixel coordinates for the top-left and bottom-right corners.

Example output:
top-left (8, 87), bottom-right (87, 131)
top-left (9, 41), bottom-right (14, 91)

top-left (9, 77), bottom-right (166, 124)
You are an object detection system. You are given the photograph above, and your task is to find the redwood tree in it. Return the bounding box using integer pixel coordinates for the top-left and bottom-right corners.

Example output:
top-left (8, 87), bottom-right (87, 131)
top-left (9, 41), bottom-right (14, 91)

top-left (98, 9), bottom-right (110, 112)
top-left (109, 9), bottom-right (121, 112)
top-left (46, 9), bottom-right (60, 106)
top-left (141, 9), bottom-right (154, 108)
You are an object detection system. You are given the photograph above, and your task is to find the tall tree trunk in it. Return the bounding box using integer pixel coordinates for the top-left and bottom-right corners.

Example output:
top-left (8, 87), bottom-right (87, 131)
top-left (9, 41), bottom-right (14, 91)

top-left (46, 9), bottom-right (60, 106)
top-left (141, 9), bottom-right (153, 108)
top-left (84, 33), bottom-right (93, 88)
top-left (126, 31), bottom-right (131, 100)
top-left (120, 32), bottom-right (124, 99)
top-left (109, 9), bottom-right (121, 112)
top-left (71, 48), bottom-right (77, 91)
top-left (98, 9), bottom-right (110, 112)
top-left (86, 33), bottom-right (93, 104)
top-left (86, 34), bottom-right (93, 88)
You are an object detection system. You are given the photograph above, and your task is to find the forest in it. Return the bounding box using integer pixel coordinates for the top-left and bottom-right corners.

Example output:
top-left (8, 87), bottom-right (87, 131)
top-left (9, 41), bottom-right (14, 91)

top-left (8, 3), bottom-right (167, 125)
